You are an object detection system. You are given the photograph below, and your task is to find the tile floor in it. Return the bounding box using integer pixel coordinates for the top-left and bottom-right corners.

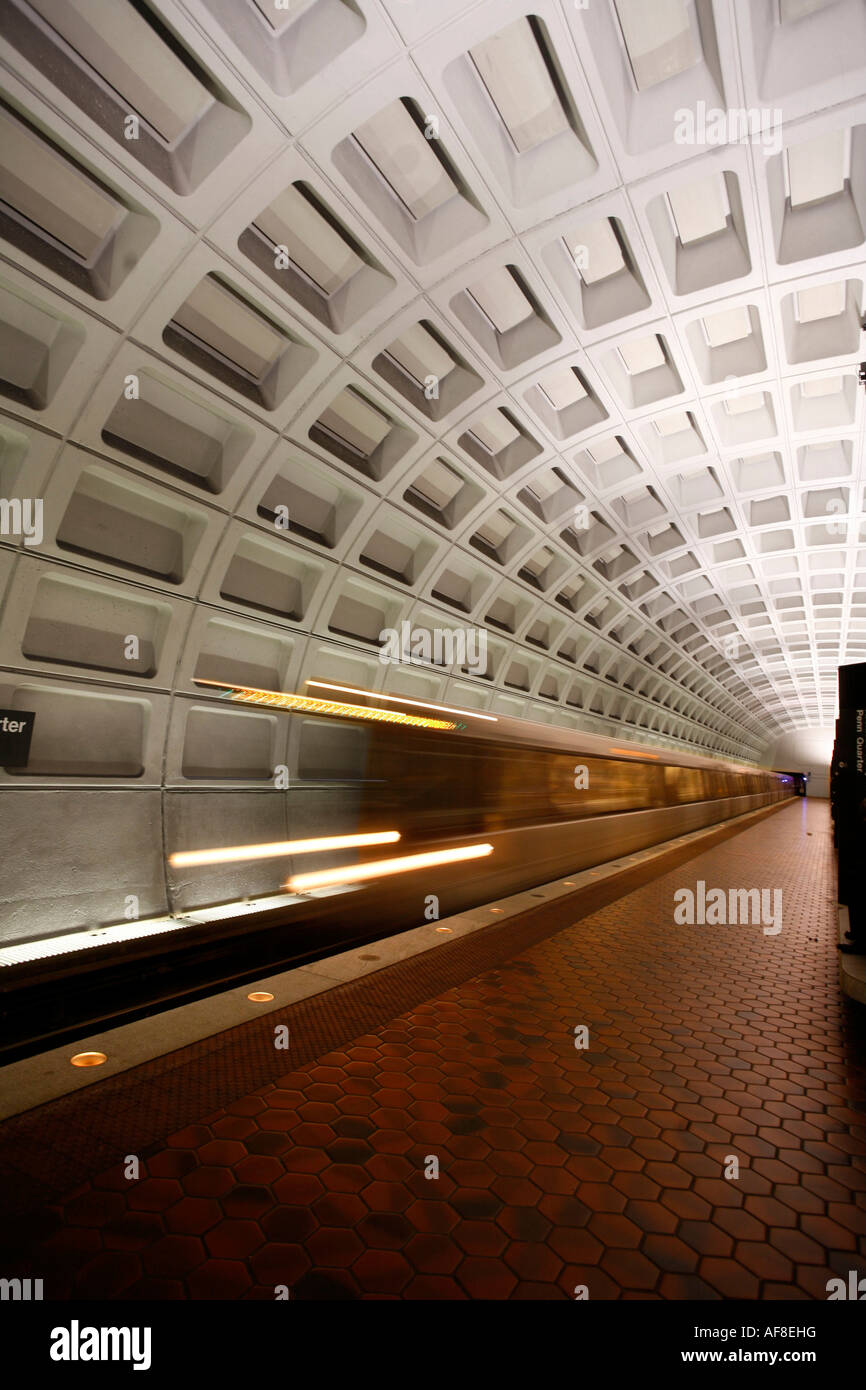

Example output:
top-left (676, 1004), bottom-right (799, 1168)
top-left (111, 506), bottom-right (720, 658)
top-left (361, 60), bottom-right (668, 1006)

top-left (2, 799), bottom-right (864, 1300)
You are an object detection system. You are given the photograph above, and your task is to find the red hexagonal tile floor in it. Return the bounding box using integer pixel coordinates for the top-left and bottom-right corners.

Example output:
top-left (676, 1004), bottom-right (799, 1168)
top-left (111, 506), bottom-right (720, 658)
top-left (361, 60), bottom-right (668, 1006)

top-left (2, 801), bottom-right (865, 1299)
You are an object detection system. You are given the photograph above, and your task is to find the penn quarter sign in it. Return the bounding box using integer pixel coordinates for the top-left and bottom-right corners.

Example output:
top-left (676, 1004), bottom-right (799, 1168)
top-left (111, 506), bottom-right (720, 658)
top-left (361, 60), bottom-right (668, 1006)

top-left (0, 710), bottom-right (35, 767)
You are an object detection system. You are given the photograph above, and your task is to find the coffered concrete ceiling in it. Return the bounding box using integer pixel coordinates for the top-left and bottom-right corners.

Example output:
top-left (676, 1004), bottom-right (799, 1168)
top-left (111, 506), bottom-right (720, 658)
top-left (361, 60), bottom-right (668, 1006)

top-left (0, 0), bottom-right (864, 789)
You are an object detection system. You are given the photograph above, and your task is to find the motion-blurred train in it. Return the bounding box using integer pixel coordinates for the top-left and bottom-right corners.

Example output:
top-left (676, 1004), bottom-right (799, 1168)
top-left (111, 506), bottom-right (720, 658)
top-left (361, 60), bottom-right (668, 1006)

top-left (347, 704), bottom-right (794, 909)
top-left (3, 690), bottom-right (795, 1057)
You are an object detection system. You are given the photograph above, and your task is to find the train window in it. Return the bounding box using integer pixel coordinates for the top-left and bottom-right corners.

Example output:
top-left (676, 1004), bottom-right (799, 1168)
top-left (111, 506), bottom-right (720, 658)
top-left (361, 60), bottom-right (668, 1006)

top-left (359, 725), bottom-right (490, 835)
top-left (298, 718), bottom-right (369, 781)
top-left (663, 765), bottom-right (705, 804)
top-left (548, 755), bottom-right (666, 817)
top-left (490, 747), bottom-right (566, 826)
top-left (474, 748), bottom-right (672, 826)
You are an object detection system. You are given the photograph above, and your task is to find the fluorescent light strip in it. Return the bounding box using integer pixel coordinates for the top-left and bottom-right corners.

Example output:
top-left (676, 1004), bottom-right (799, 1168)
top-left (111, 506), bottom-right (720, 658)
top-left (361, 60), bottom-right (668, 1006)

top-left (193, 679), bottom-right (456, 730)
top-left (0, 890), bottom-right (337, 965)
top-left (287, 842), bottom-right (494, 893)
top-left (170, 831), bottom-right (401, 869)
top-left (306, 681), bottom-right (498, 722)
top-left (0, 915), bottom-right (188, 968)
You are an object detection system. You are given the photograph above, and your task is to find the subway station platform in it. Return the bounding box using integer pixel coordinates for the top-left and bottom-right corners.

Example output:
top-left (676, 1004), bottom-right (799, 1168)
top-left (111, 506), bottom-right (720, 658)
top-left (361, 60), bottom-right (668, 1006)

top-left (1, 797), bottom-right (864, 1302)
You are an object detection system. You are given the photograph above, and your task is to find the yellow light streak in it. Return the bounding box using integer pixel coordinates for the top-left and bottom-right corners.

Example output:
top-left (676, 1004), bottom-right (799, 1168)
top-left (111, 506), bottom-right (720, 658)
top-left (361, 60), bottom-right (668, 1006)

top-left (193, 678), bottom-right (455, 729)
top-left (608, 747), bottom-right (660, 758)
top-left (169, 831), bottom-right (401, 869)
top-left (305, 680), bottom-right (497, 723)
top-left (286, 842), bottom-right (493, 893)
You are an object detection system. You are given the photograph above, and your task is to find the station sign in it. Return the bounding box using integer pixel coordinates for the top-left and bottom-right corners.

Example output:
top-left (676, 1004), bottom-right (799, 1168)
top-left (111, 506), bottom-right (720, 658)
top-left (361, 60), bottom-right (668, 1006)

top-left (835, 662), bottom-right (865, 947)
top-left (0, 710), bottom-right (35, 767)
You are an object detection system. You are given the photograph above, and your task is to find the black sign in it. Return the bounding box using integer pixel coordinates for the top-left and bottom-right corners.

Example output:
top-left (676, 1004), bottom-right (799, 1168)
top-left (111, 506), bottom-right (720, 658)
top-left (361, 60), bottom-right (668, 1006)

top-left (834, 663), bottom-right (866, 946)
top-left (0, 709), bottom-right (35, 767)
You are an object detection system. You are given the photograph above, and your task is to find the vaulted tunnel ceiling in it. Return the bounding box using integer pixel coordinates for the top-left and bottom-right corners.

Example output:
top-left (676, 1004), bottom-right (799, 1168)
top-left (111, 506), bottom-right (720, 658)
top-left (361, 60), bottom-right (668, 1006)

top-left (0, 0), bottom-right (865, 782)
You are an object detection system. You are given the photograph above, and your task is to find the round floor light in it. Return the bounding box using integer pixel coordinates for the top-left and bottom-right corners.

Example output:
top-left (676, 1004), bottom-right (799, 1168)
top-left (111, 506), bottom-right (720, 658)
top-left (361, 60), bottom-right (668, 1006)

top-left (247, 991), bottom-right (274, 1003)
top-left (70, 1051), bottom-right (107, 1067)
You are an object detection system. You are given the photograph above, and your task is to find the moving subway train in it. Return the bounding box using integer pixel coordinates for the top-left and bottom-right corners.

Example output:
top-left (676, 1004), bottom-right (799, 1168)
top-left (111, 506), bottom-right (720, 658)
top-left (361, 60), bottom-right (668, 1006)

top-left (1, 685), bottom-right (795, 1058)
